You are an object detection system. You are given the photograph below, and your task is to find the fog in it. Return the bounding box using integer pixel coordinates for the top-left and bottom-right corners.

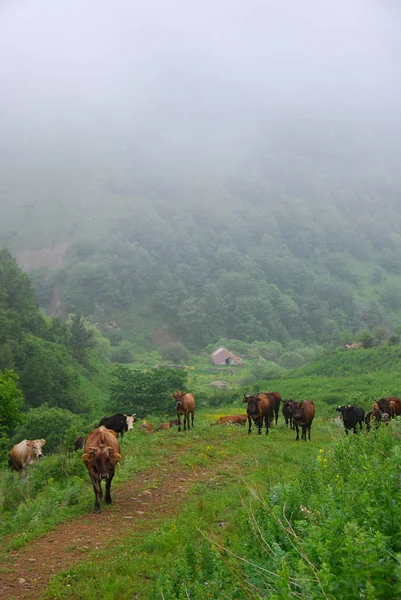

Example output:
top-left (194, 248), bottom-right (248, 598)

top-left (1, 0), bottom-right (401, 183)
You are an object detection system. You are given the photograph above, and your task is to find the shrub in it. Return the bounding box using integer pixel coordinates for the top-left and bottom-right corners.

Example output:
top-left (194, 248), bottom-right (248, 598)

top-left (160, 343), bottom-right (192, 365)
top-left (109, 341), bottom-right (135, 364)
top-left (12, 404), bottom-right (86, 454)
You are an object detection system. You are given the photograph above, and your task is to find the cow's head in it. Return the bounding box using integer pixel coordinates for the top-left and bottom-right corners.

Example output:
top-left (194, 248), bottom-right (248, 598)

top-left (30, 439), bottom-right (46, 458)
top-left (336, 405), bottom-right (353, 416)
top-left (292, 402), bottom-right (305, 422)
top-left (125, 414), bottom-right (137, 430)
top-left (170, 391), bottom-right (183, 400)
top-left (284, 400), bottom-right (296, 413)
top-left (246, 395), bottom-right (261, 417)
top-left (82, 446), bottom-right (121, 479)
top-left (242, 394), bottom-right (252, 404)
top-left (376, 398), bottom-right (390, 412)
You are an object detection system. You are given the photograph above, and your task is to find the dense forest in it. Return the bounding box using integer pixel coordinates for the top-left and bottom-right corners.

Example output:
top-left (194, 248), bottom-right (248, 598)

top-left (2, 119), bottom-right (401, 354)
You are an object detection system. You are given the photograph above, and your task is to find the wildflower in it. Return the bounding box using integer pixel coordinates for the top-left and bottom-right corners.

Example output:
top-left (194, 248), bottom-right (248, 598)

top-left (319, 448), bottom-right (324, 454)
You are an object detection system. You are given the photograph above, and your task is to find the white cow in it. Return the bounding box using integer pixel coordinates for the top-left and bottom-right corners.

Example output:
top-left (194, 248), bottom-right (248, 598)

top-left (9, 439), bottom-right (46, 476)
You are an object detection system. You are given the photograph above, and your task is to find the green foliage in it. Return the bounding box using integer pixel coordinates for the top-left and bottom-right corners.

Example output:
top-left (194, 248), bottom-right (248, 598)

top-left (247, 360), bottom-right (286, 382)
top-left (68, 313), bottom-right (95, 365)
top-left (109, 366), bottom-right (188, 417)
top-left (357, 329), bottom-right (375, 349)
top-left (109, 340), bottom-right (135, 364)
top-left (279, 351), bottom-right (305, 369)
top-left (160, 343), bottom-right (192, 365)
top-left (12, 404), bottom-right (86, 453)
top-left (0, 370), bottom-right (24, 434)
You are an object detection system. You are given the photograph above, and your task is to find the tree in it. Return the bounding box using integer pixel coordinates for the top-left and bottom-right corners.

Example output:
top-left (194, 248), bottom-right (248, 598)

top-left (68, 314), bottom-right (94, 365)
top-left (0, 369), bottom-right (24, 436)
top-left (12, 404), bottom-right (85, 453)
top-left (357, 330), bottom-right (375, 349)
top-left (109, 366), bottom-right (187, 417)
top-left (160, 343), bottom-right (191, 365)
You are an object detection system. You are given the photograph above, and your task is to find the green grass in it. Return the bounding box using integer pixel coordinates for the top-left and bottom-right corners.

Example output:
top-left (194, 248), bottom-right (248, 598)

top-left (43, 416), bottom-right (338, 599)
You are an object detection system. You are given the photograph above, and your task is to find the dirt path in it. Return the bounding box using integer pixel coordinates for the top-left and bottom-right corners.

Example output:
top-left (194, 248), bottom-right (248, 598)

top-left (0, 456), bottom-right (209, 600)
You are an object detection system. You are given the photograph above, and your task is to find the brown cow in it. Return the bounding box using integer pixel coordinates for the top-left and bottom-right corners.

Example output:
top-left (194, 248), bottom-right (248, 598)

top-left (138, 421), bottom-right (154, 433)
top-left (281, 400), bottom-right (297, 429)
top-left (9, 439), bottom-right (46, 476)
top-left (171, 391), bottom-right (195, 432)
top-left (211, 415), bottom-right (247, 426)
top-left (374, 397), bottom-right (401, 419)
top-left (263, 391), bottom-right (281, 424)
top-left (82, 426), bottom-right (121, 514)
top-left (156, 423), bottom-right (170, 431)
top-left (292, 401), bottom-right (315, 441)
top-left (242, 393), bottom-right (274, 435)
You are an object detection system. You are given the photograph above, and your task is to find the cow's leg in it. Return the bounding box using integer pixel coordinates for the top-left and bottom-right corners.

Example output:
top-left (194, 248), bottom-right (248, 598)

top-left (247, 416), bottom-right (252, 434)
top-left (275, 409), bottom-right (278, 425)
top-left (308, 425), bottom-right (311, 440)
top-left (91, 477), bottom-right (102, 514)
top-left (359, 420), bottom-right (363, 430)
top-left (105, 474), bottom-right (114, 505)
top-left (295, 423), bottom-right (299, 441)
top-left (345, 428), bottom-right (349, 436)
top-left (191, 411), bottom-right (194, 428)
top-left (177, 414), bottom-right (181, 432)
top-left (257, 417), bottom-right (262, 435)
top-left (184, 412), bottom-right (187, 431)
top-left (265, 415), bottom-right (269, 435)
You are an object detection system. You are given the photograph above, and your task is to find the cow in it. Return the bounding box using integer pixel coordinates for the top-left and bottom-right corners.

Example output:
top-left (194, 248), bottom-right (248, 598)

top-left (365, 409), bottom-right (385, 431)
top-left (263, 391), bottom-right (281, 424)
top-left (211, 415), bottom-right (247, 426)
top-left (156, 423), bottom-right (170, 431)
top-left (336, 405), bottom-right (364, 435)
top-left (374, 397), bottom-right (401, 419)
top-left (82, 426), bottom-right (121, 514)
top-left (293, 401), bottom-right (315, 441)
top-left (73, 436), bottom-right (86, 452)
top-left (242, 393), bottom-right (274, 435)
top-left (281, 400), bottom-right (297, 429)
top-left (98, 413), bottom-right (136, 437)
top-left (8, 439), bottom-right (46, 476)
top-left (138, 421), bottom-right (154, 433)
top-left (171, 391), bottom-right (195, 432)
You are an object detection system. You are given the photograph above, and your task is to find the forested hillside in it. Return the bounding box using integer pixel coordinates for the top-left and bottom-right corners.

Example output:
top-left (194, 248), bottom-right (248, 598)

top-left (2, 119), bottom-right (401, 352)
top-left (0, 249), bottom-right (112, 445)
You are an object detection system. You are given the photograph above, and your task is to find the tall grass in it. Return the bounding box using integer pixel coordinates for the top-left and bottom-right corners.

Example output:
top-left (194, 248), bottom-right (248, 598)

top-left (156, 422), bottom-right (401, 599)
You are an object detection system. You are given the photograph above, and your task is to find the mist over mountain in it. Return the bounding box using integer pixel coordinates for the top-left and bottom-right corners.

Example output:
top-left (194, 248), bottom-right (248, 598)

top-left (1, 0), bottom-right (401, 351)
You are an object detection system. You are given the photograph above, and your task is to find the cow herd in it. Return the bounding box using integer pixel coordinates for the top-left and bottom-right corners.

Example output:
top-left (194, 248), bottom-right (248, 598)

top-left (6, 390), bottom-right (399, 514)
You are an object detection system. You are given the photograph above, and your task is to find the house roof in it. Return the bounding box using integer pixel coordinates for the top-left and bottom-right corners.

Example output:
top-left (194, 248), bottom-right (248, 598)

top-left (210, 347), bottom-right (243, 365)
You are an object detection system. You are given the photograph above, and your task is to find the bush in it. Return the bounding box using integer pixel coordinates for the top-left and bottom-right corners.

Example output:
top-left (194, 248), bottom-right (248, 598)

top-left (248, 361), bottom-right (286, 382)
top-left (207, 389), bottom-right (240, 407)
top-left (12, 405), bottom-right (86, 454)
top-left (160, 343), bottom-right (191, 365)
top-left (280, 351), bottom-right (305, 369)
top-left (109, 341), bottom-right (135, 364)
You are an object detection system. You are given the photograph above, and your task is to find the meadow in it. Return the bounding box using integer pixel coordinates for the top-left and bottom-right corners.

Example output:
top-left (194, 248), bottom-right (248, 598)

top-left (2, 346), bottom-right (401, 599)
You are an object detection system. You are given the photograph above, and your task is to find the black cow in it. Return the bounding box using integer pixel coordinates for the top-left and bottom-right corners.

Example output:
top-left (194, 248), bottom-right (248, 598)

top-left (336, 405), bottom-right (364, 435)
top-left (98, 413), bottom-right (136, 437)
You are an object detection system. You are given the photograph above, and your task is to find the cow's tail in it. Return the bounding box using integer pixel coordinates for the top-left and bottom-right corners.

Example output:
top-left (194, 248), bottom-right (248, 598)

top-left (8, 456), bottom-right (13, 470)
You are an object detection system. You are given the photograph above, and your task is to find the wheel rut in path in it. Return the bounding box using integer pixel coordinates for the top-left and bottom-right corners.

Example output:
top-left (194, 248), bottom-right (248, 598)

top-left (0, 456), bottom-right (211, 600)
